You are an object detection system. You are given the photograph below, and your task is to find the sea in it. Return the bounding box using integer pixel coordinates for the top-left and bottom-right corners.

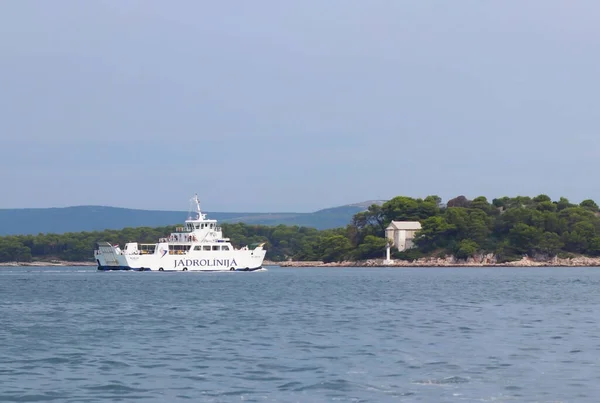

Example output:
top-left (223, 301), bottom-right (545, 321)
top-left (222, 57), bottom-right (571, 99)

top-left (1, 266), bottom-right (599, 402)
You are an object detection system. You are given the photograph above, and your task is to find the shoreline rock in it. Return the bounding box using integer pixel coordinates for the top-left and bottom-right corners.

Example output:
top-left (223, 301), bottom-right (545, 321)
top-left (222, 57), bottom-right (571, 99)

top-left (0, 260), bottom-right (96, 267)
top-left (267, 255), bottom-right (600, 267)
top-left (3, 255), bottom-right (600, 268)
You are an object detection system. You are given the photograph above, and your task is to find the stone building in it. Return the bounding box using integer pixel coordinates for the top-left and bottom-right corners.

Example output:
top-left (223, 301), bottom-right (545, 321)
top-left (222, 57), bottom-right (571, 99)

top-left (385, 221), bottom-right (422, 251)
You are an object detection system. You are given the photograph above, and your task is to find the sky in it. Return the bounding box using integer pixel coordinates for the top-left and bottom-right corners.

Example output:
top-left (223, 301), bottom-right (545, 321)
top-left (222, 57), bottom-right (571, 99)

top-left (1, 1), bottom-right (599, 212)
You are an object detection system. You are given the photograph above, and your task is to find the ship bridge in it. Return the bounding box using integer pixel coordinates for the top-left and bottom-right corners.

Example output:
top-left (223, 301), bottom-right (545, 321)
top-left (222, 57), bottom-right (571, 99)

top-left (167, 194), bottom-right (229, 242)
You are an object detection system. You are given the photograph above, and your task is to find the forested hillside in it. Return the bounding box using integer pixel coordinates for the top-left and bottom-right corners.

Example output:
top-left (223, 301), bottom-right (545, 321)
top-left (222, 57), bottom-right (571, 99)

top-left (1, 194), bottom-right (599, 264)
top-left (0, 204), bottom-right (365, 235)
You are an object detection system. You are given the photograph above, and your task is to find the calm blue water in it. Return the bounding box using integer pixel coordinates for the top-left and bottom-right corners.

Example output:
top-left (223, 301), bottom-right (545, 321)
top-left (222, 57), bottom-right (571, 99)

top-left (1, 266), bottom-right (600, 402)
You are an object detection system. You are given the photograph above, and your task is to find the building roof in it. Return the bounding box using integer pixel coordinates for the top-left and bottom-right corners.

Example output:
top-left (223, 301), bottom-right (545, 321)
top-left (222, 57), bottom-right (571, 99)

top-left (386, 221), bottom-right (422, 230)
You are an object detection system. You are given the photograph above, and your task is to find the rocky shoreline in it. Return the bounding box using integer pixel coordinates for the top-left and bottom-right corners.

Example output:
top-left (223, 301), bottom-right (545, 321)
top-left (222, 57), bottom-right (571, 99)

top-left (266, 254), bottom-right (600, 267)
top-left (0, 261), bottom-right (96, 267)
top-left (3, 255), bottom-right (600, 268)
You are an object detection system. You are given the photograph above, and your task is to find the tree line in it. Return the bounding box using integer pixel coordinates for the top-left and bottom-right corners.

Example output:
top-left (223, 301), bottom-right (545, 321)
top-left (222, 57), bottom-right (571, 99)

top-left (1, 194), bottom-right (599, 263)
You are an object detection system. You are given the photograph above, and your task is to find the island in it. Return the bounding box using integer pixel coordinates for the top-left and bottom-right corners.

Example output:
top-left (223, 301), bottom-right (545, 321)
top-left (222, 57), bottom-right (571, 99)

top-left (2, 194), bottom-right (600, 267)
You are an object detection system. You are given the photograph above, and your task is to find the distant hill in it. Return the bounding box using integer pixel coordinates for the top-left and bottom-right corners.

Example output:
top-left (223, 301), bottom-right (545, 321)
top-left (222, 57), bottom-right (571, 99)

top-left (0, 202), bottom-right (379, 236)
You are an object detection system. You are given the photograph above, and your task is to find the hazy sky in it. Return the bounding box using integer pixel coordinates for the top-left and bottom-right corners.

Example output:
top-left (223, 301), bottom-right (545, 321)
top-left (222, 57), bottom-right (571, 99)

top-left (1, 1), bottom-right (599, 212)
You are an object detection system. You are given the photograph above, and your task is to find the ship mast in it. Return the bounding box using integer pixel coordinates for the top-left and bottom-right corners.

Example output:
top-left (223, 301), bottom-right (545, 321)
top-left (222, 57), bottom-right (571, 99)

top-left (190, 193), bottom-right (206, 220)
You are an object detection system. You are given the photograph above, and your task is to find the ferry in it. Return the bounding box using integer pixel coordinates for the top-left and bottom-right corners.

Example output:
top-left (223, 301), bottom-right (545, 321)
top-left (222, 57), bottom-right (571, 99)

top-left (94, 194), bottom-right (267, 271)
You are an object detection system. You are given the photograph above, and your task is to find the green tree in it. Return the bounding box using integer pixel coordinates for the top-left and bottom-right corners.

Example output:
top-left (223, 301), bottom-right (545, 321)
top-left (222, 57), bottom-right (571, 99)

top-left (321, 235), bottom-right (352, 263)
top-left (466, 209), bottom-right (493, 248)
top-left (471, 196), bottom-right (493, 214)
top-left (454, 239), bottom-right (479, 260)
top-left (508, 223), bottom-right (542, 254)
top-left (556, 197), bottom-right (574, 211)
top-left (580, 199), bottom-right (599, 212)
top-left (532, 194), bottom-right (552, 203)
top-left (381, 196), bottom-right (421, 222)
top-left (536, 201), bottom-right (557, 213)
top-left (414, 216), bottom-right (455, 251)
top-left (354, 235), bottom-right (388, 260)
top-left (424, 195), bottom-right (443, 207)
top-left (535, 232), bottom-right (563, 256)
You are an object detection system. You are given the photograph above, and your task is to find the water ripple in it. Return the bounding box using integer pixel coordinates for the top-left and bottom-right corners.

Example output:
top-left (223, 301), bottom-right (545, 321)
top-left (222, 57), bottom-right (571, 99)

top-left (1, 266), bottom-right (600, 401)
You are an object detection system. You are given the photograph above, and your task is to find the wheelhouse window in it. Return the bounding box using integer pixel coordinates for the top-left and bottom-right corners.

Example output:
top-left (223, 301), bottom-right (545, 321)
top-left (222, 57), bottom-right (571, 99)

top-left (202, 245), bottom-right (211, 251)
top-left (212, 245), bottom-right (220, 251)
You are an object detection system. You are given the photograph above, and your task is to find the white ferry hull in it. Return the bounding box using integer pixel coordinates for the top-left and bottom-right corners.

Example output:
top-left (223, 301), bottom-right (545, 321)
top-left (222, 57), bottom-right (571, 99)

top-left (95, 246), bottom-right (266, 272)
top-left (94, 194), bottom-right (267, 272)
